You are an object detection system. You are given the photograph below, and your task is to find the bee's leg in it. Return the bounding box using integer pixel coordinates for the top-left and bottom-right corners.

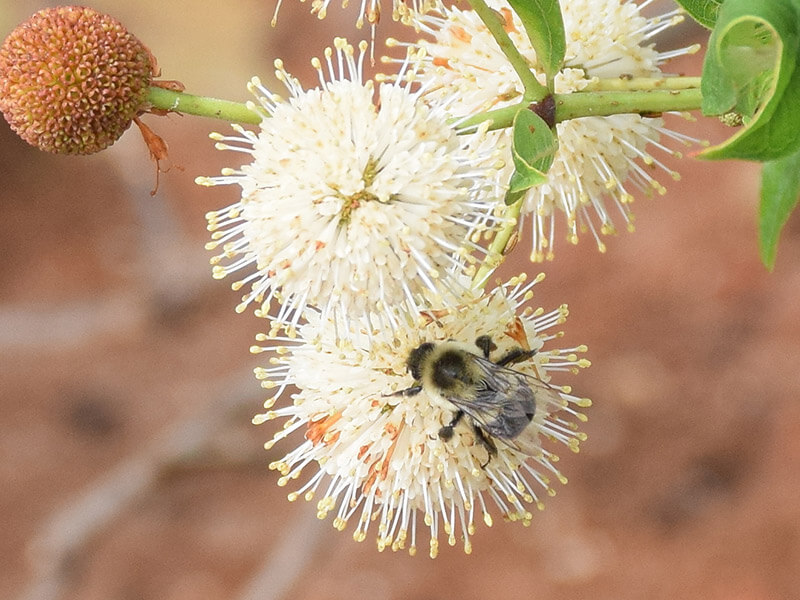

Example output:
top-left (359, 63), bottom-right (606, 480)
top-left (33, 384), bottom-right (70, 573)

top-left (474, 335), bottom-right (497, 359)
top-left (438, 409), bottom-right (464, 441)
top-left (385, 385), bottom-right (423, 397)
top-left (495, 348), bottom-right (536, 367)
top-left (472, 424), bottom-right (497, 467)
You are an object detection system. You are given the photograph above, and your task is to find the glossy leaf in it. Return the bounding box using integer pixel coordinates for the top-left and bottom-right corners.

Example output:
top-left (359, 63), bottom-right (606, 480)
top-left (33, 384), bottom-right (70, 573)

top-left (507, 0), bottom-right (565, 81)
top-left (759, 147), bottom-right (800, 269)
top-left (504, 108), bottom-right (557, 205)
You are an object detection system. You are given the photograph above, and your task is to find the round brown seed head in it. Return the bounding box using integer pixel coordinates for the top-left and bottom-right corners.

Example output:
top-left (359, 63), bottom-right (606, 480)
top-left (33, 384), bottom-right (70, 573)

top-left (0, 6), bottom-right (155, 154)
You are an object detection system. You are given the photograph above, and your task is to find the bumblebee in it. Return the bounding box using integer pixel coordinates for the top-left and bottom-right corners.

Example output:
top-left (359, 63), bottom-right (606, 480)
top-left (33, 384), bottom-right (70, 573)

top-left (395, 335), bottom-right (560, 459)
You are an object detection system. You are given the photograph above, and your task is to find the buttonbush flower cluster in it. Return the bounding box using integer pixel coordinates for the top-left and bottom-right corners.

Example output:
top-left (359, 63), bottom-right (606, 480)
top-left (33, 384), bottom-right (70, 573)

top-left (198, 40), bottom-right (504, 340)
top-left (253, 273), bottom-right (590, 557)
top-left (0, 6), bottom-right (155, 154)
top-left (396, 0), bottom-right (702, 260)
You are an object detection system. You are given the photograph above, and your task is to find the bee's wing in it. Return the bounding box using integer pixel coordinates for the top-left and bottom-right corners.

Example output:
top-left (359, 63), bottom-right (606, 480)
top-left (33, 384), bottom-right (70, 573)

top-left (447, 355), bottom-right (563, 456)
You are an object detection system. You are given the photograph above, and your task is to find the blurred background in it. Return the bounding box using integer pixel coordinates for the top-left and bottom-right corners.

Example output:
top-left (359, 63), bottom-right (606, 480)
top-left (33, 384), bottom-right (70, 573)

top-left (2, 1), bottom-right (799, 599)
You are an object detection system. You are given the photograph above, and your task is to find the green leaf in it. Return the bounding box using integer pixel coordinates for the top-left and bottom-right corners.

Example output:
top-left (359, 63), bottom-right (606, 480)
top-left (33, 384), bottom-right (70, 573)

top-left (759, 147), bottom-right (800, 269)
top-left (673, 0), bottom-right (722, 29)
top-left (700, 0), bottom-right (800, 161)
top-left (503, 187), bottom-right (526, 207)
top-left (504, 108), bottom-right (558, 205)
top-left (506, 0), bottom-right (565, 81)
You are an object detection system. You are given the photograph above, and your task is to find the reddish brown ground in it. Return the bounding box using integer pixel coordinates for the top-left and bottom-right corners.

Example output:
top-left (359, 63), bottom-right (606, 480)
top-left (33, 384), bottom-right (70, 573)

top-left (2, 3), bottom-right (799, 600)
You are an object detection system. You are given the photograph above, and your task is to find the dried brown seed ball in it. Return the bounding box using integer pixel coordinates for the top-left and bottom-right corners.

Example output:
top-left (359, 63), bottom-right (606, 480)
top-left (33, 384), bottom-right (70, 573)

top-left (0, 6), bottom-right (155, 154)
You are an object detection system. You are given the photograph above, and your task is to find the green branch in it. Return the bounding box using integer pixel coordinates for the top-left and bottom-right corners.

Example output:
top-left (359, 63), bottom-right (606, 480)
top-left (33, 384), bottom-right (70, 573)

top-left (459, 81), bottom-right (703, 131)
top-left (146, 87), bottom-right (261, 125)
top-left (584, 76), bottom-right (702, 92)
top-left (146, 77), bottom-right (702, 132)
top-left (472, 199), bottom-right (523, 289)
top-left (555, 87), bottom-right (703, 121)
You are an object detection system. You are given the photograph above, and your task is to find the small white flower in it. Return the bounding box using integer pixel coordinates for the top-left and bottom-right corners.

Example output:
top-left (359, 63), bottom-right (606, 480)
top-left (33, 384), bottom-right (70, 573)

top-left (198, 39), bottom-right (502, 341)
top-left (252, 273), bottom-right (590, 557)
top-left (398, 0), bottom-right (702, 260)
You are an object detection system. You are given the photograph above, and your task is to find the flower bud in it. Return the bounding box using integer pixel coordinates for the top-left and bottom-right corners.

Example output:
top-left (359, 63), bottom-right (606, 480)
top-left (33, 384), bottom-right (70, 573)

top-left (0, 6), bottom-right (155, 154)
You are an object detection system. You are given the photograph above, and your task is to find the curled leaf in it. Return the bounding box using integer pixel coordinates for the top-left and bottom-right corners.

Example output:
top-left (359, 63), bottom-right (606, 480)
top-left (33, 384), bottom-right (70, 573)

top-left (700, 0), bottom-right (800, 161)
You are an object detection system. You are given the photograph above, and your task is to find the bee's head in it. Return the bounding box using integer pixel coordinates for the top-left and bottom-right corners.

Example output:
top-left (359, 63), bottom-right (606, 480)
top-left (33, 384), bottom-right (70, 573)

top-left (406, 342), bottom-right (435, 381)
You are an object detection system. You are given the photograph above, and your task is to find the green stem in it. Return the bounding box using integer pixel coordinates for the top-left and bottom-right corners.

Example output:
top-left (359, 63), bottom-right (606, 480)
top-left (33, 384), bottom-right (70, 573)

top-left (459, 83), bottom-right (703, 131)
top-left (146, 77), bottom-right (703, 130)
top-left (472, 199), bottom-right (523, 289)
top-left (146, 87), bottom-right (261, 125)
top-left (555, 87), bottom-right (703, 121)
top-left (585, 76), bottom-right (702, 92)
top-left (465, 0), bottom-right (548, 100)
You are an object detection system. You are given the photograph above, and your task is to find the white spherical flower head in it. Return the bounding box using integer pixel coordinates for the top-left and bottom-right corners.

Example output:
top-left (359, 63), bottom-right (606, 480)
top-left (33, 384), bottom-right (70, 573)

top-left (198, 39), bottom-right (502, 338)
top-left (252, 273), bottom-right (591, 557)
top-left (401, 0), bottom-right (702, 260)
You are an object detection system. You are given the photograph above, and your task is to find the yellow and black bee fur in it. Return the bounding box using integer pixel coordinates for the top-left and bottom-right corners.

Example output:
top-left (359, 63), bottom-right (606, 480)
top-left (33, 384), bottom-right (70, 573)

top-left (394, 335), bottom-right (559, 460)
